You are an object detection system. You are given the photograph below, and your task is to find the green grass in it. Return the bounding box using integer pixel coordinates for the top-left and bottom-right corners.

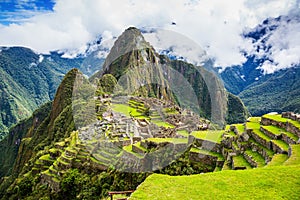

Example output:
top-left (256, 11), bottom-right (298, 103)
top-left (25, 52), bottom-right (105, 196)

top-left (266, 154), bottom-right (289, 167)
top-left (39, 154), bottom-right (54, 161)
top-left (284, 144), bottom-right (300, 166)
top-left (55, 141), bottom-right (65, 147)
top-left (152, 120), bottom-right (174, 128)
top-left (246, 121), bottom-right (260, 130)
top-left (252, 129), bottom-right (271, 142)
top-left (146, 137), bottom-right (188, 144)
top-left (130, 165), bottom-right (300, 200)
top-left (191, 130), bottom-right (223, 144)
top-left (123, 145), bottom-right (144, 158)
top-left (233, 124), bottom-right (245, 134)
top-left (263, 114), bottom-right (288, 123)
top-left (232, 155), bottom-right (252, 169)
top-left (225, 125), bottom-right (231, 131)
top-left (177, 130), bottom-right (189, 137)
top-left (190, 147), bottom-right (224, 161)
top-left (261, 126), bottom-right (282, 136)
top-left (247, 117), bottom-right (261, 122)
top-left (112, 103), bottom-right (143, 117)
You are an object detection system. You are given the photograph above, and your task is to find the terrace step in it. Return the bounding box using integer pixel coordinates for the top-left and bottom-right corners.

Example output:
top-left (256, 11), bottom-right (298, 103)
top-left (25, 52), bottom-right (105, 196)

top-left (57, 157), bottom-right (72, 170)
top-left (271, 140), bottom-right (289, 154)
top-left (93, 153), bottom-right (111, 164)
top-left (260, 126), bottom-right (282, 140)
top-left (221, 160), bottom-right (232, 171)
top-left (261, 125), bottom-right (298, 144)
top-left (243, 149), bottom-right (266, 168)
top-left (248, 129), bottom-right (272, 150)
top-left (132, 142), bottom-right (147, 154)
top-left (231, 124), bottom-right (244, 135)
top-left (266, 154), bottom-right (288, 167)
top-left (60, 154), bottom-right (73, 164)
top-left (232, 155), bottom-right (252, 170)
top-left (248, 138), bottom-right (274, 162)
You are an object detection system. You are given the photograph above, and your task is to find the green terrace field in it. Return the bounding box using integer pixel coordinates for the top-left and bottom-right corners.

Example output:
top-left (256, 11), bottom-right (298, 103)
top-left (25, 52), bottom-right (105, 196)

top-left (130, 165), bottom-right (300, 200)
top-left (191, 130), bottom-right (223, 143)
top-left (112, 103), bottom-right (145, 118)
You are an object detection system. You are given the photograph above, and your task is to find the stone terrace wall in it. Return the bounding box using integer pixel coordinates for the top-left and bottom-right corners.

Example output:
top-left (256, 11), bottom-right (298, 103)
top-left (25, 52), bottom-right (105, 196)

top-left (282, 112), bottom-right (300, 123)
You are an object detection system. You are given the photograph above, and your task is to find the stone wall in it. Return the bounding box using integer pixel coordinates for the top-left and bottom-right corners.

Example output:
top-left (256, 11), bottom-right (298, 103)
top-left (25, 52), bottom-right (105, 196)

top-left (243, 153), bottom-right (257, 168)
top-left (282, 134), bottom-right (297, 145)
top-left (282, 112), bottom-right (300, 122)
top-left (271, 141), bottom-right (288, 154)
top-left (249, 143), bottom-right (272, 162)
top-left (189, 135), bottom-right (221, 153)
top-left (260, 127), bottom-right (280, 140)
top-left (286, 122), bottom-right (300, 138)
top-left (189, 151), bottom-right (217, 166)
top-left (261, 117), bottom-right (287, 129)
top-left (249, 130), bottom-right (272, 150)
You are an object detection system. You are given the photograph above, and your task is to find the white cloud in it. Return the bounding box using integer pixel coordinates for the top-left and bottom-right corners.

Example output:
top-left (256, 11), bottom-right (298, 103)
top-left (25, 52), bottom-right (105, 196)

top-left (251, 13), bottom-right (300, 73)
top-left (0, 0), bottom-right (299, 72)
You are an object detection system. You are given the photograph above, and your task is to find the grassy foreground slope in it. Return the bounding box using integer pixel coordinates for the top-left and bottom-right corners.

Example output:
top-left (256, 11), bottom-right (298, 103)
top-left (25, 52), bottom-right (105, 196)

top-left (130, 165), bottom-right (300, 200)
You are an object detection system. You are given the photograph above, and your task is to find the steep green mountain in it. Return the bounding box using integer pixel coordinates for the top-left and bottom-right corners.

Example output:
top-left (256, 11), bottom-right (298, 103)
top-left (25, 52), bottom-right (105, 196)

top-left (0, 47), bottom-right (104, 139)
top-left (98, 27), bottom-right (248, 125)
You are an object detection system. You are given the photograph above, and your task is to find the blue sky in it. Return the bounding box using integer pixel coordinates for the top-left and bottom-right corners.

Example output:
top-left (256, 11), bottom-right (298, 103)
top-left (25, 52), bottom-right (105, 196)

top-left (0, 0), bottom-right (55, 25)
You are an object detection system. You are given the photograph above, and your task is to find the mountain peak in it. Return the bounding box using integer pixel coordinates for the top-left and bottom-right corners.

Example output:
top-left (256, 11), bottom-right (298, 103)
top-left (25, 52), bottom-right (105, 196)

top-left (102, 27), bottom-right (155, 75)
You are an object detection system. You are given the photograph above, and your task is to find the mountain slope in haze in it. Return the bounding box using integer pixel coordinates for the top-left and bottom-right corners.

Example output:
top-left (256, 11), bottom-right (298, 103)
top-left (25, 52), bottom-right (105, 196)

top-left (0, 47), bottom-right (104, 138)
top-left (220, 15), bottom-right (300, 116)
